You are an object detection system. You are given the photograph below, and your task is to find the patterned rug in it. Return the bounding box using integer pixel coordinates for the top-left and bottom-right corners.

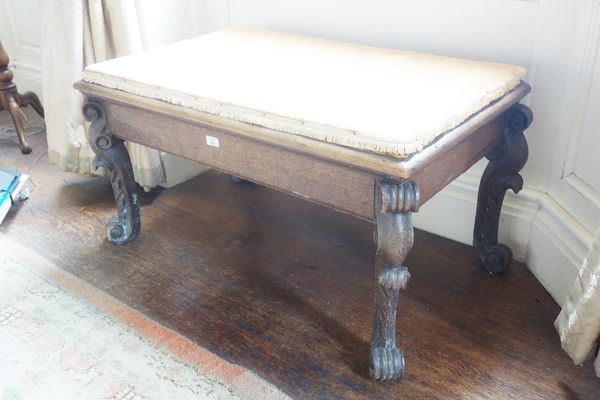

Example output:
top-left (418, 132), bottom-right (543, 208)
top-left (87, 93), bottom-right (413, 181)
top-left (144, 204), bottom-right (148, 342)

top-left (0, 234), bottom-right (289, 400)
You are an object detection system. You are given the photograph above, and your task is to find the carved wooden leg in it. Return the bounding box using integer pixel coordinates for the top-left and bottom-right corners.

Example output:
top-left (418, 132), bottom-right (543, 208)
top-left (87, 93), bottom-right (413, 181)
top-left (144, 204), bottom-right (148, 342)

top-left (83, 98), bottom-right (140, 245)
top-left (1, 39), bottom-right (42, 154)
top-left (6, 93), bottom-right (32, 154)
top-left (369, 179), bottom-right (419, 381)
top-left (19, 91), bottom-right (45, 118)
top-left (473, 104), bottom-right (532, 274)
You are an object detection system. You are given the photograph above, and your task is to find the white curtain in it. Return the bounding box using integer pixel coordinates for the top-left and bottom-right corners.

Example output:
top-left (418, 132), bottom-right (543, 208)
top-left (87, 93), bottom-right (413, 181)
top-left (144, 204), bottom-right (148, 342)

top-left (41, 0), bottom-right (164, 190)
top-left (555, 225), bottom-right (600, 377)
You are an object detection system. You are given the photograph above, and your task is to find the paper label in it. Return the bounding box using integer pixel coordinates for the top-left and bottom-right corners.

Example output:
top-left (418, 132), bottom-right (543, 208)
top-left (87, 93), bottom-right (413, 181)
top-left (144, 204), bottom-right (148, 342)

top-left (206, 136), bottom-right (220, 148)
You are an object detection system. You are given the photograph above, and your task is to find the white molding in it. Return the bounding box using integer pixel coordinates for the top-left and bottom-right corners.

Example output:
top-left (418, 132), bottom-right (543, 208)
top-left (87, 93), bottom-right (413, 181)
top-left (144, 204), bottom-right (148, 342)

top-left (564, 175), bottom-right (600, 209)
top-left (535, 194), bottom-right (592, 266)
top-left (528, 194), bottom-right (594, 305)
top-left (4, 0), bottom-right (19, 45)
top-left (0, 1), bottom-right (17, 54)
top-left (2, 0), bottom-right (41, 59)
top-left (562, 0), bottom-right (600, 177)
top-left (544, 0), bottom-right (600, 234)
top-left (415, 171), bottom-right (591, 306)
top-left (8, 60), bottom-right (43, 98)
top-left (10, 60), bottom-right (42, 76)
top-left (0, 0), bottom-right (42, 96)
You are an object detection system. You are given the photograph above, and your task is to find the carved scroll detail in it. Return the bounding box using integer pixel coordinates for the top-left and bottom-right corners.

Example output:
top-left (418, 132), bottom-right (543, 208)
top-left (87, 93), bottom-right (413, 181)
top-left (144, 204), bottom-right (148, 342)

top-left (369, 179), bottom-right (419, 381)
top-left (83, 99), bottom-right (140, 245)
top-left (473, 104), bottom-right (532, 274)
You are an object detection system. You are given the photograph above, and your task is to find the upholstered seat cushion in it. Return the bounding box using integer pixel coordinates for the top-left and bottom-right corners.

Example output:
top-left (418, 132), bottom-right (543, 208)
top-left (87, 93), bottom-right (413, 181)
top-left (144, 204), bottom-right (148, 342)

top-left (82, 28), bottom-right (526, 158)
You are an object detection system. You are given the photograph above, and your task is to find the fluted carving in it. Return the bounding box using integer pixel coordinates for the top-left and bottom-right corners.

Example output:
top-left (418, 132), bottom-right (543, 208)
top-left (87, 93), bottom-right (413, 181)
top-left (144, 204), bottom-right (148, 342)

top-left (369, 179), bottom-right (419, 381)
top-left (473, 104), bottom-right (532, 273)
top-left (379, 180), bottom-right (420, 213)
top-left (84, 98), bottom-right (140, 245)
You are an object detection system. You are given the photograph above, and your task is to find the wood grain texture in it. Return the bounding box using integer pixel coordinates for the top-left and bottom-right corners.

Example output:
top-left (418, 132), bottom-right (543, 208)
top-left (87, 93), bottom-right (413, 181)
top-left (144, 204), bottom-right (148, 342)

top-left (1, 116), bottom-right (599, 399)
top-left (105, 100), bottom-right (375, 220)
top-left (74, 81), bottom-right (529, 176)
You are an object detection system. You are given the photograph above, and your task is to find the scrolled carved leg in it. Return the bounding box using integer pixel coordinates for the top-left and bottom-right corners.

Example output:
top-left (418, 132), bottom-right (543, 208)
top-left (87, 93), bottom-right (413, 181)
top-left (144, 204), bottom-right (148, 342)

top-left (83, 98), bottom-right (140, 245)
top-left (474, 104), bottom-right (532, 274)
top-left (369, 179), bottom-right (419, 381)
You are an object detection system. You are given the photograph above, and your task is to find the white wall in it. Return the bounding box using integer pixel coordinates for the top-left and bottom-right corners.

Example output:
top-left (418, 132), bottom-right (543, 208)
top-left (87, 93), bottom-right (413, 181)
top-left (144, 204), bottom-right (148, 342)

top-left (0, 0), bottom-right (210, 101)
top-left (0, 0), bottom-right (43, 96)
top-left (4, 0), bottom-right (598, 305)
top-left (529, 0), bottom-right (600, 302)
top-left (135, 0), bottom-right (208, 47)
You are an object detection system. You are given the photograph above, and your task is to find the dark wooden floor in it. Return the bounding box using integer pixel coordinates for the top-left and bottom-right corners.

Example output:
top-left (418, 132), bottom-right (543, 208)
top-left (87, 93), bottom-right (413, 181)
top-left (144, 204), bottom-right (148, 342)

top-left (1, 111), bottom-right (599, 399)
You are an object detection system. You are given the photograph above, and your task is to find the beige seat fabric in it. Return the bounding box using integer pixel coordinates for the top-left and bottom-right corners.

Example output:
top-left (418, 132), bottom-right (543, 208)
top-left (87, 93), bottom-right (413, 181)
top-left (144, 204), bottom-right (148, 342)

top-left (82, 28), bottom-right (526, 158)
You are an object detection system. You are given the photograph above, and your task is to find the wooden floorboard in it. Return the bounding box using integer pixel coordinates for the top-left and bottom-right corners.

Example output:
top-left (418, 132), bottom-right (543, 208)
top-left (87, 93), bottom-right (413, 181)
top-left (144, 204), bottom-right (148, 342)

top-left (1, 111), bottom-right (599, 399)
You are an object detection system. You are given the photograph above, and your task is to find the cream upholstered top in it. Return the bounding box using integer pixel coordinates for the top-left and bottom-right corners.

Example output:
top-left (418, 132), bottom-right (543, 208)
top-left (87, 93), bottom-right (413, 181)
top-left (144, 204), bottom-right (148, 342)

top-left (82, 28), bottom-right (526, 158)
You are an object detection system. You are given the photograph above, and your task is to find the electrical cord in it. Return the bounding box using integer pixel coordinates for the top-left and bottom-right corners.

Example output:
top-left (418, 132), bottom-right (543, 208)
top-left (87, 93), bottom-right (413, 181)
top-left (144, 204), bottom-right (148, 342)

top-left (0, 108), bottom-right (45, 144)
top-left (1, 109), bottom-right (47, 197)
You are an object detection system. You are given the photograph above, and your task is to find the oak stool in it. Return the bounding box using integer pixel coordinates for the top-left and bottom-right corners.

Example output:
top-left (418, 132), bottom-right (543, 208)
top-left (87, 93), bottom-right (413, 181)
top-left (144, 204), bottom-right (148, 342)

top-left (75, 29), bottom-right (532, 381)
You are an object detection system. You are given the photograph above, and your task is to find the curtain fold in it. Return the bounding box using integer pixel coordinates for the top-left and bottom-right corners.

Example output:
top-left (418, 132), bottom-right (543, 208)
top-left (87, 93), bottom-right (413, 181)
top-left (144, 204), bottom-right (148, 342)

top-left (555, 225), bottom-right (600, 377)
top-left (41, 0), bottom-right (164, 190)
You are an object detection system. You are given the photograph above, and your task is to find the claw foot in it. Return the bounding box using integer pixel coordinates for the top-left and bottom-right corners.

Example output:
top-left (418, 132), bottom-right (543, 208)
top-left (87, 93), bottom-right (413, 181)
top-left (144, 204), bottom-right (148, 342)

top-left (479, 243), bottom-right (512, 274)
top-left (20, 143), bottom-right (32, 154)
top-left (105, 214), bottom-right (134, 245)
top-left (369, 346), bottom-right (405, 381)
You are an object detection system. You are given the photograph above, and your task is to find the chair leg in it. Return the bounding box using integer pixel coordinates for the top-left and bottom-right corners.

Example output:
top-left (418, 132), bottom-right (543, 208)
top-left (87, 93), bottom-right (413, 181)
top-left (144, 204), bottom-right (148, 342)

top-left (369, 179), bottom-right (419, 381)
top-left (6, 93), bottom-right (32, 154)
top-left (473, 104), bottom-right (532, 274)
top-left (83, 98), bottom-right (140, 245)
top-left (19, 91), bottom-right (45, 118)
